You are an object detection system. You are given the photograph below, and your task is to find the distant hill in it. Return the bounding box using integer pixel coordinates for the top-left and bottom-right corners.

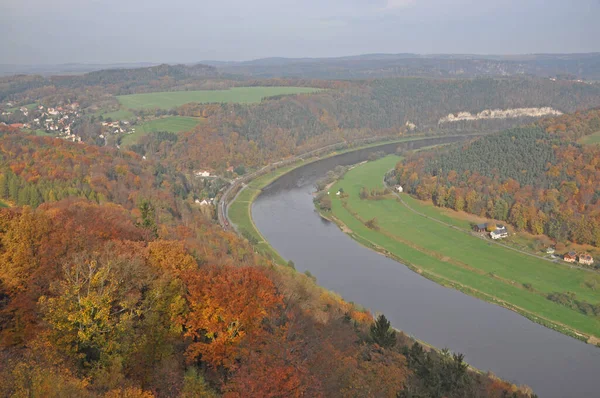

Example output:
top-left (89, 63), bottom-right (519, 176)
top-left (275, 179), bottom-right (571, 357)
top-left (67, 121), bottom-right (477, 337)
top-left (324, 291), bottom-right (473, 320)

top-left (0, 62), bottom-right (160, 77)
top-left (203, 53), bottom-right (600, 80)
top-left (3, 53), bottom-right (600, 80)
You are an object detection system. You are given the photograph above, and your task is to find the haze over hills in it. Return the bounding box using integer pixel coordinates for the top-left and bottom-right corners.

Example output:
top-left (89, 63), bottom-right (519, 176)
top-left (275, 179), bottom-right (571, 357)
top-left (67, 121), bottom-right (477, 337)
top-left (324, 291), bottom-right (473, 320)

top-left (3, 53), bottom-right (600, 80)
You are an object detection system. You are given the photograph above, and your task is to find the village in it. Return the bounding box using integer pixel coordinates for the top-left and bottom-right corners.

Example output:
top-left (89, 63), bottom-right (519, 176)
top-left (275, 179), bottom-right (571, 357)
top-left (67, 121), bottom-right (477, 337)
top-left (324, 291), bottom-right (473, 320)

top-left (0, 100), bottom-right (139, 145)
top-left (0, 101), bottom-right (85, 142)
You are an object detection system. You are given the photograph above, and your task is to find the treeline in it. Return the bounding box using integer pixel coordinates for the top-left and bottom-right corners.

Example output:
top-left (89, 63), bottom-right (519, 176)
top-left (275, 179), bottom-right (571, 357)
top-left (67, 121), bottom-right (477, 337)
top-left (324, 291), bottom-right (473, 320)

top-left (391, 109), bottom-right (600, 247)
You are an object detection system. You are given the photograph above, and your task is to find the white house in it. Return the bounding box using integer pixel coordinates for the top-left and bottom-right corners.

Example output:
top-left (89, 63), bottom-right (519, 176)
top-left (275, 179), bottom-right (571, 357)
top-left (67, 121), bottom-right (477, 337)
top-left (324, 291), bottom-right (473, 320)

top-left (396, 186), bottom-right (404, 193)
top-left (195, 170), bottom-right (211, 177)
top-left (490, 226), bottom-right (508, 240)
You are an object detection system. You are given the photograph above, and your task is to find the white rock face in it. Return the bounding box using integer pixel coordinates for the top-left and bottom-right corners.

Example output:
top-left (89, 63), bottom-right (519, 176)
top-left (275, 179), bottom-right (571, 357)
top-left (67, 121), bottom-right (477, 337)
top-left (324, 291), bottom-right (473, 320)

top-left (438, 107), bottom-right (562, 124)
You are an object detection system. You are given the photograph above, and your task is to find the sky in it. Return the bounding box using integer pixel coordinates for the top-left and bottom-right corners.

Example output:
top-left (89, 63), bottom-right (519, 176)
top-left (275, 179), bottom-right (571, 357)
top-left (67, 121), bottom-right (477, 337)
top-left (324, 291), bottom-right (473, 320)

top-left (1, 0), bottom-right (599, 65)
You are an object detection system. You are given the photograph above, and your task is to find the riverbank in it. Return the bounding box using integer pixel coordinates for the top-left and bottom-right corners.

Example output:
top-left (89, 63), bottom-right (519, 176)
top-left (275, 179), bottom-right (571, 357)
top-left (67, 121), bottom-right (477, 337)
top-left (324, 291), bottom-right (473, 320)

top-left (321, 156), bottom-right (600, 345)
top-left (225, 135), bottom-right (470, 265)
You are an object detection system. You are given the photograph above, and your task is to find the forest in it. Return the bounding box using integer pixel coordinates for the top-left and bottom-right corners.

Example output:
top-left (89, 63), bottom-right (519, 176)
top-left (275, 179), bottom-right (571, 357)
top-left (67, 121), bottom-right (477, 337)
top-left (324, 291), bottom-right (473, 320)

top-left (164, 77), bottom-right (600, 172)
top-left (0, 132), bottom-right (535, 397)
top-left (391, 109), bottom-right (600, 247)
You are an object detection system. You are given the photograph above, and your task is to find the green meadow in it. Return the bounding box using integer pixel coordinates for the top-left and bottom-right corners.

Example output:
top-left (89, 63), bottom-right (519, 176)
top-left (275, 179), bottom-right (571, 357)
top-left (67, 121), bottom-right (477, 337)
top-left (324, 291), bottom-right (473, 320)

top-left (578, 131), bottom-right (600, 145)
top-left (121, 116), bottom-right (202, 146)
top-left (117, 87), bottom-right (320, 110)
top-left (327, 156), bottom-right (600, 340)
top-left (97, 108), bottom-right (135, 120)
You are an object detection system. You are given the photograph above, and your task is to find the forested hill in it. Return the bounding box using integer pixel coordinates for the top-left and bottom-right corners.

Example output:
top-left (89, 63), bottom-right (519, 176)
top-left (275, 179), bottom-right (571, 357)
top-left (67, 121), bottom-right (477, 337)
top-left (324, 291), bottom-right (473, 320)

top-left (167, 78), bottom-right (600, 171)
top-left (52, 63), bottom-right (218, 89)
top-left (392, 109), bottom-right (600, 246)
top-left (209, 53), bottom-right (600, 80)
top-left (424, 127), bottom-right (557, 188)
top-left (0, 132), bottom-right (533, 397)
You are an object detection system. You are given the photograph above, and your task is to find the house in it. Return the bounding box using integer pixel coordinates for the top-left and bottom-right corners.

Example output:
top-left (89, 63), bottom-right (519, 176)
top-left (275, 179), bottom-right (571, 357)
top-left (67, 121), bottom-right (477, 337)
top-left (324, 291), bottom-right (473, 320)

top-left (474, 223), bottom-right (488, 233)
top-left (563, 251), bottom-right (577, 263)
top-left (195, 170), bottom-right (210, 177)
top-left (396, 185), bottom-right (403, 193)
top-left (490, 226), bottom-right (508, 240)
top-left (226, 166), bottom-right (234, 173)
top-left (578, 253), bottom-right (594, 266)
top-left (546, 247), bottom-right (555, 255)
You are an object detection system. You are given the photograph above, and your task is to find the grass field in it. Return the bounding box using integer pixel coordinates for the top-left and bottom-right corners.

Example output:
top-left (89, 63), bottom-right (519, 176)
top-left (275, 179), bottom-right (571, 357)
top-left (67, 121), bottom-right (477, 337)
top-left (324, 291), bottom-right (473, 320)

top-left (121, 116), bottom-right (202, 146)
top-left (97, 108), bottom-right (135, 120)
top-left (117, 87), bottom-right (320, 110)
top-left (0, 200), bottom-right (9, 208)
top-left (578, 131), bottom-right (600, 145)
top-left (29, 129), bottom-right (53, 137)
top-left (327, 156), bottom-right (600, 340)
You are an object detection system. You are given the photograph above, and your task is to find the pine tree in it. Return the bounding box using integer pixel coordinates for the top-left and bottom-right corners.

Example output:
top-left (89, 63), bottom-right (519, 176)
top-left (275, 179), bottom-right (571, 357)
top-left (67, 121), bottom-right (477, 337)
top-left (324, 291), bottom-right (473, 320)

top-left (370, 314), bottom-right (396, 348)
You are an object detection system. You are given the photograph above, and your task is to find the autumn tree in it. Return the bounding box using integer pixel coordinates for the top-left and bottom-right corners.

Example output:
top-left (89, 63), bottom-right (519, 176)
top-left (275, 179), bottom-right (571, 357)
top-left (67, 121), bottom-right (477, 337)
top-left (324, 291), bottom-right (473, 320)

top-left (39, 249), bottom-right (151, 368)
top-left (181, 266), bottom-right (283, 370)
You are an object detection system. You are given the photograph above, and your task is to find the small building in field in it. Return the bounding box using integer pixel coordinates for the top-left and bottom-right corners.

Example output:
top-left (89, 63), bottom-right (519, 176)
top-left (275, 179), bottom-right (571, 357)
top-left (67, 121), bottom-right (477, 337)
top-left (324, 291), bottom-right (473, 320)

top-left (396, 185), bottom-right (403, 193)
top-left (546, 247), bottom-right (555, 255)
top-left (490, 226), bottom-right (508, 240)
top-left (563, 251), bottom-right (577, 263)
top-left (578, 253), bottom-right (594, 265)
top-left (474, 223), bottom-right (488, 233)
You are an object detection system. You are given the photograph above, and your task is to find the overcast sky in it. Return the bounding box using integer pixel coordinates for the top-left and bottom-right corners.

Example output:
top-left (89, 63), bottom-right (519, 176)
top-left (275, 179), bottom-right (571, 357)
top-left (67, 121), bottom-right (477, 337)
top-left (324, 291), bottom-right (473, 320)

top-left (2, 0), bottom-right (599, 64)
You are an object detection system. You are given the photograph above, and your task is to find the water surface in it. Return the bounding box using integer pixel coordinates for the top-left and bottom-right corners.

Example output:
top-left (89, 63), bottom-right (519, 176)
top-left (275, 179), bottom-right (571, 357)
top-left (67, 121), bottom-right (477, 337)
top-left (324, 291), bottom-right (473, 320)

top-left (252, 139), bottom-right (600, 398)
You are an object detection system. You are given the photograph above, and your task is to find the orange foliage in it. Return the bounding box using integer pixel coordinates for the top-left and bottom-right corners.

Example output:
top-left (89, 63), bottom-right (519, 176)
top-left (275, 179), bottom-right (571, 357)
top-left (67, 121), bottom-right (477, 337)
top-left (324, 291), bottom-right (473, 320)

top-left (181, 265), bottom-right (283, 369)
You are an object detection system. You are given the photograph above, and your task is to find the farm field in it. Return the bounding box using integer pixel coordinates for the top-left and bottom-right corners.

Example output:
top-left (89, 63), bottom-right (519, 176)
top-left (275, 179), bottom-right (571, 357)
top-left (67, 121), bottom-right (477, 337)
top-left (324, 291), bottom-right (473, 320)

top-left (117, 87), bottom-right (321, 110)
top-left (97, 108), bottom-right (135, 120)
top-left (327, 156), bottom-right (600, 340)
top-left (578, 131), bottom-right (600, 145)
top-left (121, 116), bottom-right (202, 146)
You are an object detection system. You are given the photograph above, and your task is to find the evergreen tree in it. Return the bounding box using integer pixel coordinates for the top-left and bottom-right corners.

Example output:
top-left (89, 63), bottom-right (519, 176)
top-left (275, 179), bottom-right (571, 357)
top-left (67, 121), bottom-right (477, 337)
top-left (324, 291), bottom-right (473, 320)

top-left (370, 314), bottom-right (396, 348)
top-left (138, 200), bottom-right (158, 239)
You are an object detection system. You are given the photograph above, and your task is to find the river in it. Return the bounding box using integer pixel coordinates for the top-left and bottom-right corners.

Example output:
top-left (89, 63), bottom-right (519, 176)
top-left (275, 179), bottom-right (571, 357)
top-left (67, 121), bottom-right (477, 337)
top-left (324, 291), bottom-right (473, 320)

top-left (251, 138), bottom-right (600, 398)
